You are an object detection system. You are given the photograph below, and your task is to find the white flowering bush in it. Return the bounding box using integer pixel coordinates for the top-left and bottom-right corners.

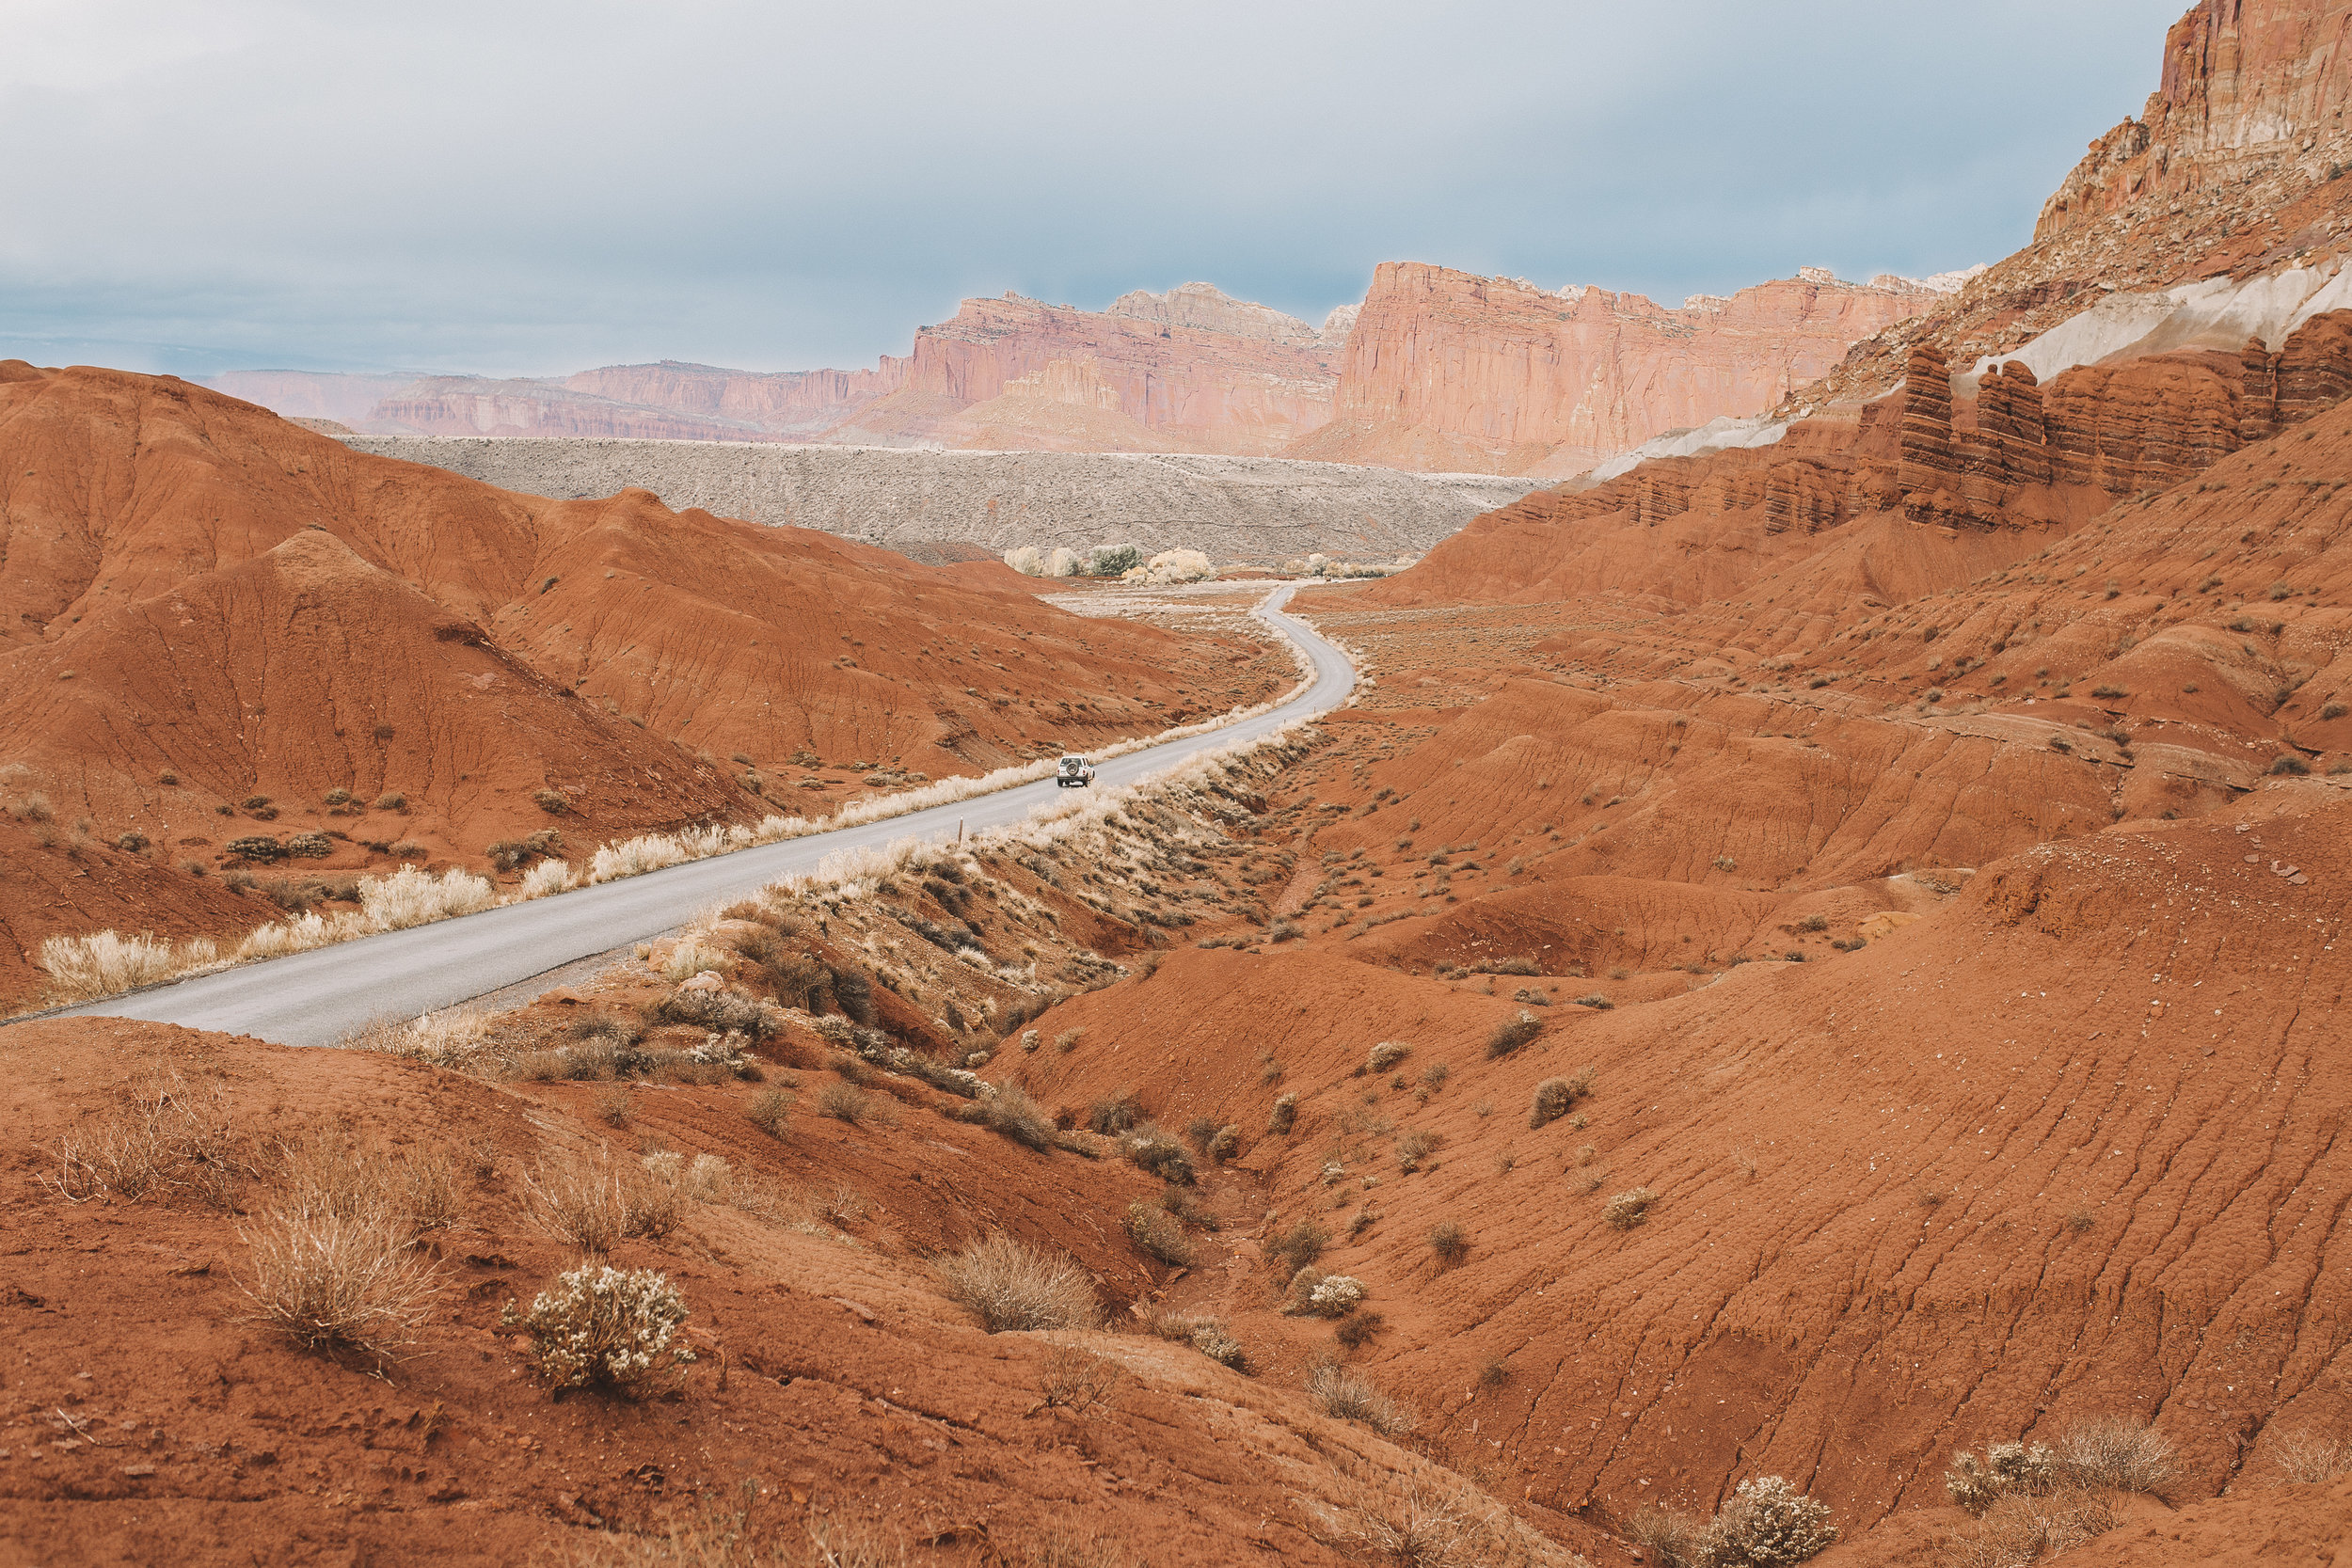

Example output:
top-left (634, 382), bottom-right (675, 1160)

top-left (1699, 1476), bottom-right (1837, 1567)
top-left (1947, 1440), bottom-right (2056, 1513)
top-left (1304, 1275), bottom-right (1367, 1317)
top-left (503, 1264), bottom-right (695, 1397)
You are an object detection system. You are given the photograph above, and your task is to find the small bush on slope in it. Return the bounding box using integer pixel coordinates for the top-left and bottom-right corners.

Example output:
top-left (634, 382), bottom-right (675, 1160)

top-left (935, 1233), bottom-right (1098, 1333)
top-left (1307, 1361), bottom-right (1416, 1437)
top-left (1698, 1476), bottom-right (1836, 1567)
top-left (503, 1264), bottom-right (694, 1398)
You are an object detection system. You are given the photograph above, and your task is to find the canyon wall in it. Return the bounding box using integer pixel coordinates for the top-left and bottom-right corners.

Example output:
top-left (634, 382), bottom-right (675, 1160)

top-left (821, 289), bottom-right (1344, 455)
top-left (2037, 0), bottom-right (2352, 240)
top-left (209, 267), bottom-right (1922, 477)
top-left (1288, 263), bottom-right (1944, 480)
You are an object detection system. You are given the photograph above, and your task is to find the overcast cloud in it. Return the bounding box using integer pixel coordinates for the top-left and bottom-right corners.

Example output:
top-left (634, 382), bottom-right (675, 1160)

top-left (0, 0), bottom-right (2186, 378)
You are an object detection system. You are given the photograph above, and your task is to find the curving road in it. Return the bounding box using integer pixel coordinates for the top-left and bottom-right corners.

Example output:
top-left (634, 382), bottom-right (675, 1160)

top-left (37, 586), bottom-right (1355, 1047)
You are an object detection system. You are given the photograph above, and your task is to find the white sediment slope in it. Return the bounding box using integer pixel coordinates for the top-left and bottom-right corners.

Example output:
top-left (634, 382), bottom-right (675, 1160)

top-left (337, 436), bottom-right (1538, 561)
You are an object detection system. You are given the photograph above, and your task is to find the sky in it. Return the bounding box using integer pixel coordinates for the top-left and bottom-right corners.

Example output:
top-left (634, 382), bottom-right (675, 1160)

top-left (0, 0), bottom-right (2190, 379)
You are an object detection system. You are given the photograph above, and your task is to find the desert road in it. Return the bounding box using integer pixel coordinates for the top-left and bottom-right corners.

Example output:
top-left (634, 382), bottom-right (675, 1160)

top-left (36, 584), bottom-right (1356, 1047)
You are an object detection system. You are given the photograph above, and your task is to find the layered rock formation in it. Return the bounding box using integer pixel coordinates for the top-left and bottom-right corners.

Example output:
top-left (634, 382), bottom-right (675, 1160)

top-left (1781, 1), bottom-right (2352, 418)
top-left (2037, 0), bottom-right (2352, 239)
top-left (1288, 263), bottom-right (1943, 480)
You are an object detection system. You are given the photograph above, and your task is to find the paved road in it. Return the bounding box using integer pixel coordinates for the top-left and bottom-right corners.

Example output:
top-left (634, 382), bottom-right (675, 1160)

top-left (39, 586), bottom-right (1355, 1047)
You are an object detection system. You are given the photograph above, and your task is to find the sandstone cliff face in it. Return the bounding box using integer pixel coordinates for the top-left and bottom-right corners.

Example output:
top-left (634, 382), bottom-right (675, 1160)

top-left (1783, 1), bottom-right (2352, 420)
top-left (1290, 262), bottom-right (1938, 480)
top-left (2037, 0), bottom-right (2352, 240)
top-left (1103, 280), bottom-right (1327, 343)
top-left (368, 375), bottom-right (780, 441)
top-left (828, 290), bottom-right (1343, 456)
top-left (559, 358), bottom-right (908, 436)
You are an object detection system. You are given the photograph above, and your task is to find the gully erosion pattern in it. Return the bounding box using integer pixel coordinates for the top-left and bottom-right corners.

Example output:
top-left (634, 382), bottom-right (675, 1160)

top-left (42, 586), bottom-right (1355, 1048)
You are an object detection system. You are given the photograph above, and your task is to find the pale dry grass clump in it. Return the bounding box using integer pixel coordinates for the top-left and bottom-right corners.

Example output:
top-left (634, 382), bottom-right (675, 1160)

top-left (1300, 1465), bottom-right (1587, 1568)
top-left (239, 1203), bottom-right (444, 1356)
top-left (52, 1070), bottom-right (237, 1206)
top-left (338, 1007), bottom-right (499, 1071)
top-left (1308, 1360), bottom-right (1417, 1436)
top-left (522, 1147), bottom-right (683, 1255)
top-left (934, 1233), bottom-right (1098, 1333)
top-left (362, 863), bottom-right (497, 928)
top-left (238, 1131), bottom-right (455, 1354)
top-left (38, 929), bottom-right (218, 1003)
top-left (2267, 1428), bottom-right (2352, 1484)
top-left (2054, 1416), bottom-right (2173, 1494)
top-left (517, 858), bottom-right (577, 899)
top-left (1939, 1486), bottom-right (2117, 1568)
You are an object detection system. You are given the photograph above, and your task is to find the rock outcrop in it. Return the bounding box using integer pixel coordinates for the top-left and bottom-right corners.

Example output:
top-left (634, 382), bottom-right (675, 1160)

top-left (1288, 262), bottom-right (1940, 480)
top-left (2037, 0), bottom-right (2352, 239)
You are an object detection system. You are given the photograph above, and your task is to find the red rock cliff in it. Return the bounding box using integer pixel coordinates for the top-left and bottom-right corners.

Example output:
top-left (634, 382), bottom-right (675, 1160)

top-left (2038, 0), bottom-right (2352, 240)
top-left (1288, 262), bottom-right (1938, 480)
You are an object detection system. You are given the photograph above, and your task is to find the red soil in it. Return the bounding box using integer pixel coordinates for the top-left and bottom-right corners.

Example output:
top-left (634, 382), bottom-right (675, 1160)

top-left (0, 1014), bottom-right (1609, 1566)
top-left (0, 365), bottom-right (1284, 1006)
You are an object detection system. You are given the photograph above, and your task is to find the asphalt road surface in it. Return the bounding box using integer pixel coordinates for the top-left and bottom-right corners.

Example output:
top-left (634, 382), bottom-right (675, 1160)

top-left (39, 584), bottom-right (1356, 1047)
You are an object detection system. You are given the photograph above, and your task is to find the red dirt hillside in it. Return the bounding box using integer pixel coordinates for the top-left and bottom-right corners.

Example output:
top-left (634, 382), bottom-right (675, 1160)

top-left (0, 364), bottom-right (1286, 1005)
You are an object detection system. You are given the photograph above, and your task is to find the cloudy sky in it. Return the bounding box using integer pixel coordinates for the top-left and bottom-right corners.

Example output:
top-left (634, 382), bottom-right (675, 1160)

top-left (2, 0), bottom-right (2186, 378)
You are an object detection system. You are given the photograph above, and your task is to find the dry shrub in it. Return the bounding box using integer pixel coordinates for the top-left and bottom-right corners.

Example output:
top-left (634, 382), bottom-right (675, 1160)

top-left (1149, 1311), bottom-right (1248, 1370)
top-left (1485, 1010), bottom-right (1542, 1059)
top-left (1528, 1068), bottom-right (1596, 1129)
top-left (2268, 1428), bottom-right (2352, 1484)
top-left (521, 1147), bottom-right (680, 1255)
top-left (935, 1233), bottom-right (1098, 1333)
top-left (1946, 1440), bottom-right (2054, 1514)
top-left (2055, 1416), bottom-right (2173, 1494)
top-left (1333, 1311), bottom-right (1385, 1351)
top-left (1602, 1186), bottom-right (1658, 1230)
top-left (1269, 1217), bottom-right (1330, 1275)
top-left (340, 1007), bottom-right (497, 1072)
top-left (1624, 1504), bottom-right (1703, 1568)
top-left (977, 1083), bottom-right (1056, 1150)
top-left (1700, 1476), bottom-right (1836, 1566)
top-left (37, 929), bottom-right (189, 1002)
top-left (643, 1151), bottom-right (733, 1205)
top-left (816, 1080), bottom-right (895, 1127)
top-left (53, 1070), bottom-right (237, 1206)
top-left (239, 1203), bottom-right (443, 1356)
top-left (1122, 1122), bottom-right (1195, 1185)
top-left (1266, 1090), bottom-right (1299, 1135)
top-left (1035, 1344), bottom-right (1123, 1418)
top-left (1368, 1040), bottom-right (1412, 1073)
top-left (1300, 1468), bottom-right (1586, 1568)
top-left (745, 1085), bottom-right (793, 1138)
top-left (503, 1262), bottom-right (694, 1398)
top-left (1121, 1201), bottom-right (1194, 1266)
top-left (1307, 1360), bottom-right (1416, 1436)
top-left (1088, 1091), bottom-right (1142, 1134)
top-left (1427, 1220), bottom-right (1469, 1264)
top-left (1939, 1486), bottom-right (2115, 1568)
top-left (1395, 1128), bottom-right (1442, 1172)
